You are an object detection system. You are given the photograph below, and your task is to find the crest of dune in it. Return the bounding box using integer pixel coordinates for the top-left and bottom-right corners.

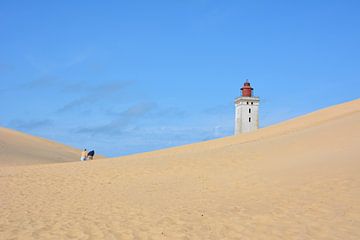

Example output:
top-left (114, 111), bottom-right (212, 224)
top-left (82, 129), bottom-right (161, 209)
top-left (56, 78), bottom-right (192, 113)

top-left (0, 128), bottom-right (81, 166)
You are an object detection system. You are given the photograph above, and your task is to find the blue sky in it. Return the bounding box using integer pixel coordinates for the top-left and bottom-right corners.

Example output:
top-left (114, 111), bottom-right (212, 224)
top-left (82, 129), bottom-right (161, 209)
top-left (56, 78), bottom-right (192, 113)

top-left (0, 0), bottom-right (359, 157)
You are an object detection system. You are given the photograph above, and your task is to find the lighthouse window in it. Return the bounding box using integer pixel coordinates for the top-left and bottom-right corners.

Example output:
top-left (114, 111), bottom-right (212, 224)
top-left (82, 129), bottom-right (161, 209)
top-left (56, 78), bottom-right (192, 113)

top-left (249, 108), bottom-right (251, 113)
top-left (249, 117), bottom-right (251, 122)
top-left (247, 102), bottom-right (249, 105)
top-left (251, 102), bottom-right (254, 105)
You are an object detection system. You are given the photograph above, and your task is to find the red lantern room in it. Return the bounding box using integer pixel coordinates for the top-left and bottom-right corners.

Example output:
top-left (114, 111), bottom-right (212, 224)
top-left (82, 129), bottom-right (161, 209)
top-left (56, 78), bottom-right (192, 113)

top-left (241, 80), bottom-right (253, 97)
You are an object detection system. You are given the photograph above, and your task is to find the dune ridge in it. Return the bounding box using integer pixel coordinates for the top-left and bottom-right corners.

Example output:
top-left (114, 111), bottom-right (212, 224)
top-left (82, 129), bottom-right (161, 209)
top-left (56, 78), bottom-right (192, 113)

top-left (0, 127), bottom-right (81, 166)
top-left (0, 98), bottom-right (359, 239)
top-left (108, 98), bottom-right (360, 161)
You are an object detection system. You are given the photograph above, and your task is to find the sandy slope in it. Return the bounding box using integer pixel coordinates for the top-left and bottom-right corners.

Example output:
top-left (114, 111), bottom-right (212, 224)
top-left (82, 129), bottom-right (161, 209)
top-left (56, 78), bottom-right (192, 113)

top-left (0, 99), bottom-right (359, 239)
top-left (0, 127), bottom-right (81, 166)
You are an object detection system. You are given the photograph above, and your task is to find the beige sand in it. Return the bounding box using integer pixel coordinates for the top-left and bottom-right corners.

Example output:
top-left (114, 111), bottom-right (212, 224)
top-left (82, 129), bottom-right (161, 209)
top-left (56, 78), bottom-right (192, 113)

top-left (0, 127), bottom-right (83, 166)
top-left (0, 99), bottom-right (359, 239)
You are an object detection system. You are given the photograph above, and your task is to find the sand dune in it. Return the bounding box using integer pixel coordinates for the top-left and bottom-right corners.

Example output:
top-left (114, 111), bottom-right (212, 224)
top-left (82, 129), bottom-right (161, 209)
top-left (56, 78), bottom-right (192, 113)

top-left (0, 127), bottom-right (81, 166)
top-left (0, 99), bottom-right (359, 239)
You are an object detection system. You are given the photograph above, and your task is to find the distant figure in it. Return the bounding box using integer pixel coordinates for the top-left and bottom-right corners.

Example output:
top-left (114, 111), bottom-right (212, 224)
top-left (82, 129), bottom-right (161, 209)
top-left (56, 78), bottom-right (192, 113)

top-left (87, 150), bottom-right (95, 160)
top-left (80, 149), bottom-right (87, 161)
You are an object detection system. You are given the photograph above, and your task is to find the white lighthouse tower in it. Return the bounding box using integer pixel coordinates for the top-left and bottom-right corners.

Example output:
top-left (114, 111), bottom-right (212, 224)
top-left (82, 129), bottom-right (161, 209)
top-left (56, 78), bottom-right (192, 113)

top-left (234, 80), bottom-right (259, 135)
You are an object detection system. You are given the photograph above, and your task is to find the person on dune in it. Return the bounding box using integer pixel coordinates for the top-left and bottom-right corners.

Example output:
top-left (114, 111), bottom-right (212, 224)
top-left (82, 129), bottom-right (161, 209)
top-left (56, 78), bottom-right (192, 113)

top-left (87, 150), bottom-right (95, 160)
top-left (80, 149), bottom-right (87, 161)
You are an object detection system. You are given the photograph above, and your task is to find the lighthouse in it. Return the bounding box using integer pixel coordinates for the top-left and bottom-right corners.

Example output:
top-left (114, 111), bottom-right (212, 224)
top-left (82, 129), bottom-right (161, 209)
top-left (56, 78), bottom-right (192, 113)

top-left (234, 80), bottom-right (259, 135)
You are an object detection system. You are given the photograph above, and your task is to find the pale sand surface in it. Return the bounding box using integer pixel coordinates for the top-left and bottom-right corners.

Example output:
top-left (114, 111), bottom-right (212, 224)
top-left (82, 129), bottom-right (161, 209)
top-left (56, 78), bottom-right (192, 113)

top-left (0, 99), bottom-right (359, 239)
